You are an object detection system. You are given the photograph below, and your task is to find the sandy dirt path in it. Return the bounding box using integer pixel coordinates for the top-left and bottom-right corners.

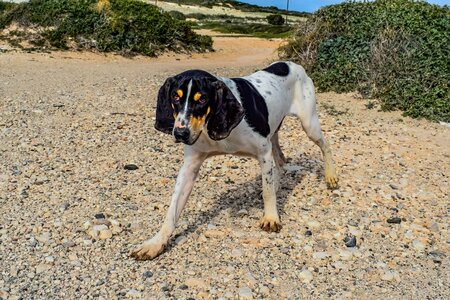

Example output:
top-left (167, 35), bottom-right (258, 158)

top-left (0, 35), bottom-right (449, 299)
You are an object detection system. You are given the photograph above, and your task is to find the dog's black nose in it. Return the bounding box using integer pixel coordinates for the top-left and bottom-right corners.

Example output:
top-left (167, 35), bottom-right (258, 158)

top-left (173, 127), bottom-right (190, 142)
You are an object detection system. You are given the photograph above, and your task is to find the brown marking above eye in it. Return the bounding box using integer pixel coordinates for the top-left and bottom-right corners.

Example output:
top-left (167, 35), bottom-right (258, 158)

top-left (193, 92), bottom-right (202, 101)
top-left (176, 89), bottom-right (183, 98)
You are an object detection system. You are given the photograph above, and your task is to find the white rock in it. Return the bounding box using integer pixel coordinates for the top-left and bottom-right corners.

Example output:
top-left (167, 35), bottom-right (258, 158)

top-left (299, 269), bottom-right (313, 283)
top-left (175, 235), bottom-right (187, 245)
top-left (98, 229), bottom-right (113, 240)
top-left (126, 289), bottom-right (142, 298)
top-left (238, 286), bottom-right (253, 300)
top-left (412, 239), bottom-right (426, 251)
top-left (312, 251), bottom-right (329, 259)
top-left (36, 232), bottom-right (51, 243)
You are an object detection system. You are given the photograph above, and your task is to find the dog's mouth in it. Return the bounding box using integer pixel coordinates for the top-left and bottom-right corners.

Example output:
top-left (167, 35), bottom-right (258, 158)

top-left (173, 130), bottom-right (202, 145)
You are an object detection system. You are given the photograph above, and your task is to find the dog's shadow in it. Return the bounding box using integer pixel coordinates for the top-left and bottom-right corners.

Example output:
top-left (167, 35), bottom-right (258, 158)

top-left (166, 154), bottom-right (325, 252)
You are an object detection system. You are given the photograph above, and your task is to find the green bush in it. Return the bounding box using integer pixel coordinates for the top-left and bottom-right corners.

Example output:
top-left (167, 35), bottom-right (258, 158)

top-left (280, 0), bottom-right (450, 122)
top-left (0, 0), bottom-right (212, 56)
top-left (168, 10), bottom-right (186, 20)
top-left (266, 14), bottom-right (285, 25)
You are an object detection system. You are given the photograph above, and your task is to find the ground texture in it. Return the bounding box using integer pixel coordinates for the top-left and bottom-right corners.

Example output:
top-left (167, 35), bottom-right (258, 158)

top-left (0, 35), bottom-right (449, 299)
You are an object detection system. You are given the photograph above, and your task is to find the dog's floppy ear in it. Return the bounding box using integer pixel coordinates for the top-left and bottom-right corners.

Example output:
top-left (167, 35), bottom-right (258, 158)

top-left (207, 80), bottom-right (244, 140)
top-left (155, 76), bottom-right (176, 134)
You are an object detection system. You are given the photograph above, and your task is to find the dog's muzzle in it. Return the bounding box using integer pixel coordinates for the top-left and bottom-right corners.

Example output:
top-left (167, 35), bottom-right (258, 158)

top-left (173, 127), bottom-right (190, 143)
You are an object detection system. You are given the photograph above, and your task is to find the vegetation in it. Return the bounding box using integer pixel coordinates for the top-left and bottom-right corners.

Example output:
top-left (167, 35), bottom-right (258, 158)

top-left (0, 0), bottom-right (212, 56)
top-left (280, 0), bottom-right (450, 122)
top-left (266, 14), bottom-right (285, 26)
top-left (162, 0), bottom-right (309, 17)
top-left (195, 21), bottom-right (292, 38)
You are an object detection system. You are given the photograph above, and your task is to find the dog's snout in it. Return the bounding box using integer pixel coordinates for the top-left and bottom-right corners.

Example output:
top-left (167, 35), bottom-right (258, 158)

top-left (174, 127), bottom-right (190, 142)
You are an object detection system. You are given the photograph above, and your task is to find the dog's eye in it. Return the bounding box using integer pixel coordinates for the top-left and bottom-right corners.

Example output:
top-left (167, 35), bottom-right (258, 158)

top-left (198, 97), bottom-right (206, 104)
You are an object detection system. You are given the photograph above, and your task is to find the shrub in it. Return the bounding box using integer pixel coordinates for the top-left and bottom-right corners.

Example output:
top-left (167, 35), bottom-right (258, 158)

top-left (0, 0), bottom-right (212, 56)
top-left (266, 14), bottom-right (285, 25)
top-left (280, 0), bottom-right (450, 122)
top-left (168, 10), bottom-right (186, 21)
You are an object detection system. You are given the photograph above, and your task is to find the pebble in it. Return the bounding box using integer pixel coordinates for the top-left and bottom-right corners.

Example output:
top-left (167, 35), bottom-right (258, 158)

top-left (238, 287), bottom-right (253, 299)
top-left (36, 232), bottom-right (51, 243)
top-left (126, 289), bottom-right (142, 298)
top-left (232, 248), bottom-right (243, 257)
top-left (299, 269), bottom-right (313, 283)
top-left (313, 251), bottom-right (329, 259)
top-left (124, 164), bottom-right (139, 170)
top-left (307, 220), bottom-right (321, 229)
top-left (344, 235), bottom-right (357, 247)
top-left (339, 249), bottom-right (353, 260)
top-left (412, 239), bottom-right (426, 251)
top-left (305, 230), bottom-right (312, 236)
top-left (175, 235), bottom-right (187, 245)
top-left (143, 271), bottom-right (153, 278)
top-left (36, 263), bottom-right (51, 273)
top-left (95, 213), bottom-right (106, 219)
top-left (237, 209), bottom-right (248, 216)
top-left (186, 278), bottom-right (208, 289)
top-left (387, 217), bottom-right (402, 224)
top-left (98, 229), bottom-right (113, 240)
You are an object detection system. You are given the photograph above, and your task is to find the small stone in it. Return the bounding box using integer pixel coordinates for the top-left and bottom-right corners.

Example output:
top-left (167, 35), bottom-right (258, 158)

top-left (36, 263), bottom-right (51, 273)
top-left (143, 271), bottom-right (153, 278)
top-left (237, 209), bottom-right (248, 216)
top-left (179, 284), bottom-right (188, 290)
top-left (62, 241), bottom-right (76, 248)
top-left (99, 229), bottom-right (113, 240)
top-left (124, 164), bottom-right (139, 171)
top-left (45, 256), bottom-right (55, 263)
top-left (186, 278), bottom-right (208, 289)
top-left (60, 203), bottom-right (69, 212)
top-left (305, 230), bottom-right (312, 236)
top-left (126, 289), bottom-right (141, 298)
top-left (299, 269), bottom-right (313, 283)
top-left (344, 235), bottom-right (357, 248)
top-left (83, 220), bottom-right (93, 230)
top-left (232, 248), bottom-right (243, 257)
top-left (389, 183), bottom-right (398, 190)
top-left (95, 213), bottom-right (106, 219)
top-left (238, 286), bottom-right (253, 299)
top-left (339, 249), bottom-right (353, 260)
top-left (412, 239), bottom-right (426, 251)
top-left (380, 270), bottom-right (399, 281)
top-left (307, 220), bottom-right (320, 229)
top-left (204, 230), bottom-right (225, 238)
top-left (175, 235), bottom-right (187, 245)
top-left (387, 217), bottom-right (402, 224)
top-left (36, 232), bottom-right (51, 243)
top-left (348, 219), bottom-right (359, 227)
top-left (312, 252), bottom-right (329, 259)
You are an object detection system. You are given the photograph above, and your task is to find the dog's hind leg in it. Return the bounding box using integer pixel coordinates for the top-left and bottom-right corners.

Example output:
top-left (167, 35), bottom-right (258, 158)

top-left (131, 148), bottom-right (206, 260)
top-left (291, 75), bottom-right (338, 188)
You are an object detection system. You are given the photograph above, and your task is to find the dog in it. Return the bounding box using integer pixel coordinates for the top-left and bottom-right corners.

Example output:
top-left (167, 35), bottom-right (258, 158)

top-left (131, 61), bottom-right (338, 260)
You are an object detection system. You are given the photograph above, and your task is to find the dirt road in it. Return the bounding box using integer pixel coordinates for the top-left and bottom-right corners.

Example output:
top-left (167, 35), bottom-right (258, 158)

top-left (0, 35), bottom-right (448, 299)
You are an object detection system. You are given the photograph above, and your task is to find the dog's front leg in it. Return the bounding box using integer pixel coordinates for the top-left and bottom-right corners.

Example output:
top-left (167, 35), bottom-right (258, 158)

top-left (258, 146), bottom-right (282, 232)
top-left (131, 149), bottom-right (206, 260)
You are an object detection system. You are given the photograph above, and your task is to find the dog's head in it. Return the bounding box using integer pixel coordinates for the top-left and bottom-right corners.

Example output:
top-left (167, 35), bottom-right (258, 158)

top-left (155, 70), bottom-right (244, 145)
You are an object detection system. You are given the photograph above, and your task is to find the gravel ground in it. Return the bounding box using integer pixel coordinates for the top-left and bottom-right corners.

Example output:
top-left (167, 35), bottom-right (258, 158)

top-left (0, 37), bottom-right (449, 300)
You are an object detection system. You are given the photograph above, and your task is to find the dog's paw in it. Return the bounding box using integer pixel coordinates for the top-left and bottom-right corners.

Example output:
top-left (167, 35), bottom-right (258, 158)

top-left (260, 215), bottom-right (282, 232)
top-left (325, 164), bottom-right (338, 189)
top-left (130, 241), bottom-right (165, 261)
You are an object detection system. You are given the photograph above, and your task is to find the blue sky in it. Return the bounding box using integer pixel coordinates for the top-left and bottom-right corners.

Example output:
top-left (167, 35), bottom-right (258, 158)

top-left (239, 0), bottom-right (450, 12)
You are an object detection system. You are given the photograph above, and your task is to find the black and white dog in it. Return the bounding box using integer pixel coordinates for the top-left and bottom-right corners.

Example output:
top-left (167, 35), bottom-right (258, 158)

top-left (131, 61), bottom-right (338, 260)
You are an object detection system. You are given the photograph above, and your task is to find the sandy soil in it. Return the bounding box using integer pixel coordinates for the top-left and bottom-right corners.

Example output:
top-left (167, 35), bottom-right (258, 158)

top-left (0, 35), bottom-right (449, 300)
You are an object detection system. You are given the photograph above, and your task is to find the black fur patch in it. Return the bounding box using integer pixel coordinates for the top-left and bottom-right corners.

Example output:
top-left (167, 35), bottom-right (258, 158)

top-left (263, 62), bottom-right (290, 77)
top-left (231, 78), bottom-right (270, 137)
